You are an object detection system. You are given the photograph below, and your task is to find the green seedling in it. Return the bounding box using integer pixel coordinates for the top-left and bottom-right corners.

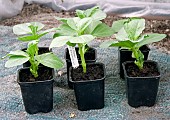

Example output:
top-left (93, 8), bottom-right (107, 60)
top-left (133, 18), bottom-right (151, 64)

top-left (2, 22), bottom-right (63, 78)
top-left (50, 6), bottom-right (114, 73)
top-left (100, 18), bottom-right (166, 69)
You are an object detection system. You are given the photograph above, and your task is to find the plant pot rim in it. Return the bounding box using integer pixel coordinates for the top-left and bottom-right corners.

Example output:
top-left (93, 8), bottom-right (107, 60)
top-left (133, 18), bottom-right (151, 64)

top-left (64, 47), bottom-right (97, 61)
top-left (119, 45), bottom-right (150, 52)
top-left (22, 47), bottom-right (52, 51)
top-left (122, 60), bottom-right (161, 79)
top-left (69, 62), bottom-right (106, 83)
top-left (17, 67), bottom-right (55, 84)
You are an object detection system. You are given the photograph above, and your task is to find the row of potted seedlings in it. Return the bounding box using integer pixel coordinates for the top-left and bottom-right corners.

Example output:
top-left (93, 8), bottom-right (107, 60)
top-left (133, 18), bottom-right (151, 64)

top-left (2, 6), bottom-right (166, 114)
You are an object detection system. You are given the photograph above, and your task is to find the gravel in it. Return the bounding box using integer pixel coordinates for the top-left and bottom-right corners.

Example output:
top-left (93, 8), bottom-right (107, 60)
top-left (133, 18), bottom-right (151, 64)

top-left (0, 3), bottom-right (169, 53)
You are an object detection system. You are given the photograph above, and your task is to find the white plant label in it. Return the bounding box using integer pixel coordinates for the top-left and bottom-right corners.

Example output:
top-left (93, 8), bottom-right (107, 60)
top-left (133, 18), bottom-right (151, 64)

top-left (67, 46), bottom-right (79, 68)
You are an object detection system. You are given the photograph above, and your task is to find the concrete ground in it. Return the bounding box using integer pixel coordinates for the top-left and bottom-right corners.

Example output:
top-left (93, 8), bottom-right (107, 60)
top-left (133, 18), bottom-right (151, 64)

top-left (0, 26), bottom-right (170, 120)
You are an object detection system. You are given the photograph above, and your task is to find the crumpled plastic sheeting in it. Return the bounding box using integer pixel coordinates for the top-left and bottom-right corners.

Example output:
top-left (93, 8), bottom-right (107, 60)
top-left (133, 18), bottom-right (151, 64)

top-left (0, 0), bottom-right (170, 20)
top-left (45, 0), bottom-right (170, 19)
top-left (0, 0), bottom-right (24, 20)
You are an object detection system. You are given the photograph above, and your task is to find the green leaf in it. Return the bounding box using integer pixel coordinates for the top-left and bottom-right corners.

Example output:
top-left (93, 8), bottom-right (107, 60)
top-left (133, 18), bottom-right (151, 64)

top-left (30, 22), bottom-right (44, 31)
top-left (77, 17), bottom-right (92, 32)
top-left (76, 10), bottom-right (85, 18)
top-left (40, 28), bottom-right (58, 34)
top-left (124, 18), bottom-right (145, 40)
top-left (84, 6), bottom-right (106, 20)
top-left (136, 33), bottom-right (167, 48)
top-left (112, 19), bottom-right (128, 33)
top-left (115, 27), bottom-right (129, 40)
top-left (35, 53), bottom-right (64, 69)
top-left (84, 6), bottom-right (99, 17)
top-left (13, 22), bottom-right (44, 35)
top-left (56, 24), bottom-right (77, 36)
top-left (85, 21), bottom-right (102, 34)
top-left (13, 23), bottom-right (32, 35)
top-left (91, 23), bottom-right (114, 37)
top-left (67, 17), bottom-right (80, 30)
top-left (8, 50), bottom-right (29, 57)
top-left (18, 35), bottom-right (39, 41)
top-left (5, 56), bottom-right (29, 68)
top-left (108, 40), bottom-right (136, 48)
top-left (90, 9), bottom-right (106, 21)
top-left (50, 36), bottom-right (70, 48)
top-left (69, 35), bottom-right (95, 43)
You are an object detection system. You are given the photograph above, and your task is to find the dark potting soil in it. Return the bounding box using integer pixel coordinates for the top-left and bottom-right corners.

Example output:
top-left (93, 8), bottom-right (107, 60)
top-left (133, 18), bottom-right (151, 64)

top-left (19, 67), bottom-right (53, 82)
top-left (125, 62), bottom-right (160, 77)
top-left (72, 64), bottom-right (104, 81)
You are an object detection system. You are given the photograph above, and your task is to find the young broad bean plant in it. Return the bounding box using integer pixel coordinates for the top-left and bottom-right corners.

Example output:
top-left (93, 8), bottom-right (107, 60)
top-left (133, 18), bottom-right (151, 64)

top-left (50, 6), bottom-right (114, 73)
top-left (2, 22), bottom-right (63, 78)
top-left (100, 18), bottom-right (166, 69)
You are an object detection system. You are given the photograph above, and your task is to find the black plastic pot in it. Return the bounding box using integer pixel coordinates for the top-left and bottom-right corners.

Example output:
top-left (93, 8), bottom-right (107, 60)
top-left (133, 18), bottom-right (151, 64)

top-left (65, 47), bottom-right (97, 89)
top-left (22, 47), bottom-right (51, 67)
top-left (17, 67), bottom-right (54, 114)
top-left (122, 60), bottom-right (160, 108)
top-left (69, 62), bottom-right (105, 111)
top-left (118, 45), bottom-right (150, 79)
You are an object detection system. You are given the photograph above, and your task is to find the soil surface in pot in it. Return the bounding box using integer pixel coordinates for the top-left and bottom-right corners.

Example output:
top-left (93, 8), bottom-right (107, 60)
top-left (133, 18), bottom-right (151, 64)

top-left (72, 64), bottom-right (104, 81)
top-left (20, 67), bottom-right (53, 82)
top-left (126, 62), bottom-right (160, 77)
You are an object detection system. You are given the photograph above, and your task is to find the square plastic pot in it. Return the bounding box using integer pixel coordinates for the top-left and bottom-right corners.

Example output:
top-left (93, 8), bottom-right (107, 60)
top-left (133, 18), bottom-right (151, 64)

top-left (122, 60), bottom-right (160, 108)
top-left (69, 62), bottom-right (105, 111)
top-left (118, 45), bottom-right (150, 79)
top-left (17, 67), bottom-right (54, 114)
top-left (65, 47), bottom-right (97, 89)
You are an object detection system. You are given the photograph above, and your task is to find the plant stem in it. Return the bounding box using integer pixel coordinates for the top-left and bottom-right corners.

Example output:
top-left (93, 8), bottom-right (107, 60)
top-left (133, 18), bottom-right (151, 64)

top-left (29, 45), bottom-right (39, 78)
top-left (78, 44), bottom-right (86, 73)
top-left (131, 48), bottom-right (144, 70)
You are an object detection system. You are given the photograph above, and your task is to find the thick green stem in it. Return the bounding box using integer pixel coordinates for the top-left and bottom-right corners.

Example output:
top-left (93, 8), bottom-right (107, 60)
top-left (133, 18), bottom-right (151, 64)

top-left (78, 44), bottom-right (86, 73)
top-left (29, 44), bottom-right (39, 78)
top-left (131, 48), bottom-right (144, 70)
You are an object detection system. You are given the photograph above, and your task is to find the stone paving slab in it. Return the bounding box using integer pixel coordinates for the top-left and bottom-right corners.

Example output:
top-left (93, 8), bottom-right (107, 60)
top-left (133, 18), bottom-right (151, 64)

top-left (0, 26), bottom-right (170, 120)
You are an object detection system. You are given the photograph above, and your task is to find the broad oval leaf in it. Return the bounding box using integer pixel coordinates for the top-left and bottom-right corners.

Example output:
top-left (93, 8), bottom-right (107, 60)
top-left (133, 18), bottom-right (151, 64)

top-left (100, 40), bottom-right (136, 49)
top-left (91, 23), bottom-right (114, 37)
top-left (77, 17), bottom-right (92, 32)
top-left (67, 17), bottom-right (80, 30)
top-left (124, 18), bottom-right (145, 40)
top-left (56, 24), bottom-right (77, 36)
top-left (13, 23), bottom-right (32, 35)
top-left (69, 35), bottom-right (95, 43)
top-left (50, 36), bottom-right (70, 48)
top-left (5, 56), bottom-right (29, 68)
top-left (112, 19), bottom-right (128, 33)
top-left (90, 10), bottom-right (106, 21)
top-left (115, 27), bottom-right (129, 41)
top-left (13, 22), bottom-right (44, 35)
top-left (136, 33), bottom-right (167, 48)
top-left (9, 50), bottom-right (29, 57)
top-left (85, 21), bottom-right (102, 34)
top-left (35, 53), bottom-right (64, 69)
